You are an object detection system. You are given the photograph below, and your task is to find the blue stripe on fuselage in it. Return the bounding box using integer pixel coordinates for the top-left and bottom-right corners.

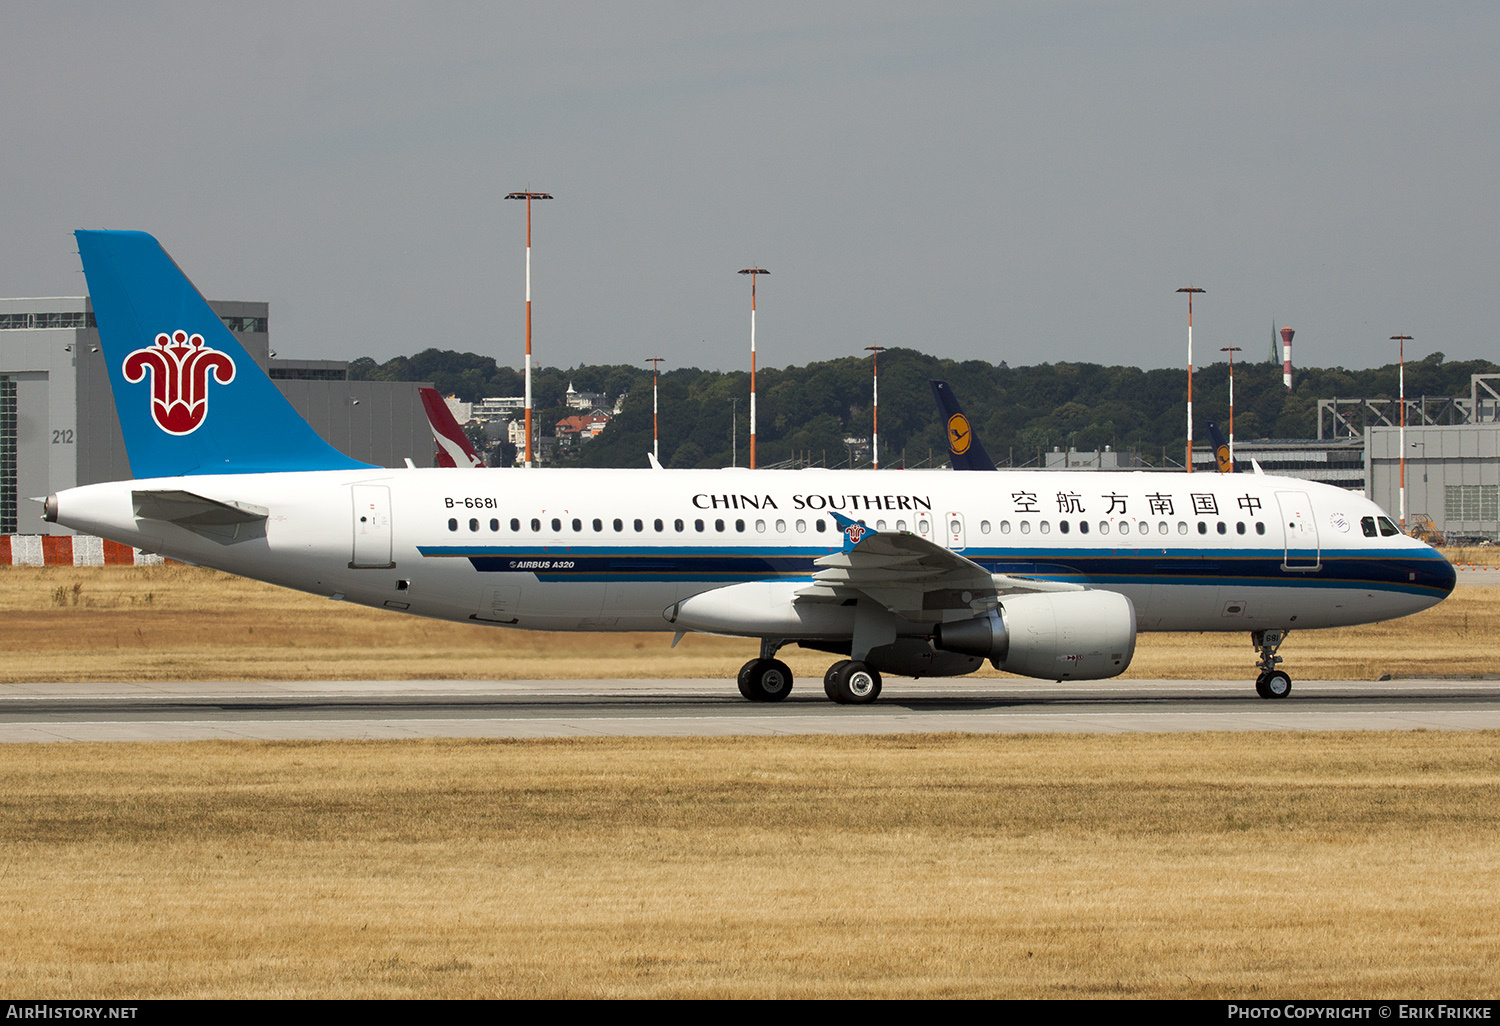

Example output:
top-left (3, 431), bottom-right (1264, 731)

top-left (414, 543), bottom-right (1456, 597)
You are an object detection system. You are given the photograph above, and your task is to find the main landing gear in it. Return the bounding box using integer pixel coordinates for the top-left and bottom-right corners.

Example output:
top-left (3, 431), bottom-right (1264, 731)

top-left (738, 656), bottom-right (794, 702)
top-left (1252, 630), bottom-right (1293, 699)
top-left (735, 641), bottom-right (886, 705)
top-left (823, 660), bottom-right (882, 705)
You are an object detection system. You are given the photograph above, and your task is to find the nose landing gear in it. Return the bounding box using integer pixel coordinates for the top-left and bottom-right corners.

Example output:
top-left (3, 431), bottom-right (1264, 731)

top-left (1252, 630), bottom-right (1293, 699)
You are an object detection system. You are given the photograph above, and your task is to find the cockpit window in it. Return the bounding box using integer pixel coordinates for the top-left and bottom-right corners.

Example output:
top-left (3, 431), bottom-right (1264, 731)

top-left (1377, 516), bottom-right (1400, 537)
top-left (1361, 516), bottom-right (1378, 538)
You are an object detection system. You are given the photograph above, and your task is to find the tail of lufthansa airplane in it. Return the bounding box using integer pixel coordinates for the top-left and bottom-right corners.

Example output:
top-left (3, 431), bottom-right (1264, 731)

top-left (930, 380), bottom-right (997, 472)
top-left (1206, 420), bottom-right (1236, 474)
top-left (76, 230), bottom-right (374, 478)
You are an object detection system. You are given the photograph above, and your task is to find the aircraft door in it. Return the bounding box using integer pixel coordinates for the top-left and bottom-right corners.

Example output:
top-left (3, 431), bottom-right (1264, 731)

top-left (1275, 490), bottom-right (1320, 571)
top-left (350, 485), bottom-right (395, 568)
top-left (915, 510), bottom-right (937, 543)
top-left (944, 511), bottom-right (967, 551)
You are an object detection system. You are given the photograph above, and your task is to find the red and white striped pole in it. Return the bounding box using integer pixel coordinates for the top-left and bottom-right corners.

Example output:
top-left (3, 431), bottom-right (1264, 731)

top-left (1177, 287), bottom-right (1205, 472)
top-left (507, 190), bottom-right (553, 467)
top-left (1393, 335), bottom-right (1412, 526)
top-left (645, 357), bottom-right (664, 462)
top-left (865, 345), bottom-right (886, 469)
top-left (739, 268), bottom-right (768, 469)
top-left (1281, 326), bottom-right (1295, 391)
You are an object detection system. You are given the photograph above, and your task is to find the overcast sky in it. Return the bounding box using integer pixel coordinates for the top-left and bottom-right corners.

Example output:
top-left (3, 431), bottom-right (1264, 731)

top-left (3, 2), bottom-right (1496, 376)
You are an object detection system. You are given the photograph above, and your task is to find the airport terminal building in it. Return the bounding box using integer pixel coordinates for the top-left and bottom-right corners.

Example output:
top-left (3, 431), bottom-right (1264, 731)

top-left (1, 297), bottom-right (432, 536)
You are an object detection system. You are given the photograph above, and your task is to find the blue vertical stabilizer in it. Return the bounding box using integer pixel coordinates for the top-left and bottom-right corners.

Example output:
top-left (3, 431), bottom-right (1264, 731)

top-left (930, 380), bottom-right (997, 472)
top-left (76, 230), bottom-right (374, 477)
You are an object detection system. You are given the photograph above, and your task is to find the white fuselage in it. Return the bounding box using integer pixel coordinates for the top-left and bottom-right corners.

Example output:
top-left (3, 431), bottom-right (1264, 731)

top-left (52, 466), bottom-right (1455, 637)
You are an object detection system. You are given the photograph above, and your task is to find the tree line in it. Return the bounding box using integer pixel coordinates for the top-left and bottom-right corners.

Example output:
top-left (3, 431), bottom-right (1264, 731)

top-left (348, 348), bottom-right (1497, 470)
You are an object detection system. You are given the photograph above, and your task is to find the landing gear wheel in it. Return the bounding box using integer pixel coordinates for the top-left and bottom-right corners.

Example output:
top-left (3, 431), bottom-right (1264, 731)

top-left (1254, 673), bottom-right (1271, 699)
top-left (823, 660), bottom-right (850, 701)
top-left (826, 660), bottom-right (882, 705)
top-left (737, 658), bottom-right (793, 702)
top-left (1261, 670), bottom-right (1292, 700)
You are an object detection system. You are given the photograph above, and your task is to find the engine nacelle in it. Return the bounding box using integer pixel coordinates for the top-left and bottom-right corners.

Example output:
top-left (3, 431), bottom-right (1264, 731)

top-left (932, 590), bottom-right (1136, 681)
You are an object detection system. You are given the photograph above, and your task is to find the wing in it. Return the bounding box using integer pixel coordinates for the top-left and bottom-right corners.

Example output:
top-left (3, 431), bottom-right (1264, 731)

top-left (801, 512), bottom-right (1080, 621)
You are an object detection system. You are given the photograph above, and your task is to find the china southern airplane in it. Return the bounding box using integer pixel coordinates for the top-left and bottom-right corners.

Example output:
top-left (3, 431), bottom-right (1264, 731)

top-left (45, 231), bottom-right (1456, 704)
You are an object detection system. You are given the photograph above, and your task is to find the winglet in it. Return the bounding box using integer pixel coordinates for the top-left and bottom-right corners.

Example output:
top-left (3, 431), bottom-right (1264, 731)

top-left (830, 511), bottom-right (876, 554)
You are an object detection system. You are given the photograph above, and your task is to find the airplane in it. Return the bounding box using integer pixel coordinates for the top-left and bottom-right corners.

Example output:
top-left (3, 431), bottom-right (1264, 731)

top-left (45, 230), bottom-right (1456, 704)
top-left (420, 387), bottom-right (485, 468)
top-left (1206, 420), bottom-right (1236, 474)
top-left (931, 380), bottom-right (997, 471)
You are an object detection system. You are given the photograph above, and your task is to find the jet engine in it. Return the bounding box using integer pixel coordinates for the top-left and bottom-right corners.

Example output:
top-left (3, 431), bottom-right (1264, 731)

top-left (931, 590), bottom-right (1136, 681)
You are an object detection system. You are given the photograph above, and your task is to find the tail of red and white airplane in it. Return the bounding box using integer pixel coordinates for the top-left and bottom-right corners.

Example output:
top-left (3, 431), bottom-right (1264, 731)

top-left (419, 387), bottom-right (485, 468)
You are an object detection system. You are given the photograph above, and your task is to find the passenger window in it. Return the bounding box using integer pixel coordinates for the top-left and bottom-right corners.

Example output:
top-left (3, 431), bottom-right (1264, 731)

top-left (1361, 516), bottom-right (1378, 538)
top-left (918, 519), bottom-right (930, 533)
top-left (755, 519), bottom-right (766, 533)
top-left (1236, 522), bottom-right (1246, 535)
top-left (796, 520), bottom-right (807, 533)
top-left (1039, 521), bottom-right (1051, 534)
top-left (815, 519), bottom-right (826, 533)
top-left (571, 518), bottom-right (581, 532)
top-left (999, 520), bottom-right (1011, 534)
top-left (980, 520), bottom-right (991, 534)
top-left (511, 518), bottom-right (521, 532)
top-left (531, 518), bottom-right (541, 532)
top-left (634, 519), bottom-right (644, 532)
top-left (732, 519), bottom-right (742, 532)
top-left (775, 519), bottom-right (786, 533)
top-left (490, 519), bottom-right (499, 532)
top-left (674, 519), bottom-right (685, 532)
top-left (1079, 521), bottom-right (1089, 535)
top-left (1217, 522), bottom-right (1227, 535)
top-left (1019, 521), bottom-right (1031, 534)
top-left (1059, 521), bottom-right (1071, 534)
top-left (876, 520), bottom-right (888, 531)
top-left (448, 518), bottom-right (458, 532)
top-left (1177, 522), bottom-right (1188, 535)
top-left (613, 518), bottom-right (623, 532)
top-left (896, 520), bottom-right (907, 531)
top-left (1160, 521), bottom-right (1169, 535)
top-left (469, 518), bottom-right (479, 532)
top-left (1098, 522), bottom-right (1109, 535)
top-left (715, 519), bottom-right (725, 532)
top-left (654, 519), bottom-right (664, 532)
top-left (551, 518), bottom-right (561, 532)
top-left (1197, 522), bottom-right (1207, 535)
top-left (1256, 523), bottom-right (1265, 535)
top-left (592, 518), bottom-right (602, 532)
top-left (694, 519), bottom-right (705, 532)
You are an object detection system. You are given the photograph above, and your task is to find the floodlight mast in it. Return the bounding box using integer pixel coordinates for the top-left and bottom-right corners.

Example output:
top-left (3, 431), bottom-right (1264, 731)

top-left (738, 268), bottom-right (769, 469)
top-left (865, 346), bottom-right (886, 469)
top-left (1177, 287), bottom-right (1205, 472)
top-left (645, 357), bottom-right (665, 462)
top-left (1392, 335), bottom-right (1413, 526)
top-left (506, 190), bottom-right (553, 467)
top-left (1221, 346), bottom-right (1241, 463)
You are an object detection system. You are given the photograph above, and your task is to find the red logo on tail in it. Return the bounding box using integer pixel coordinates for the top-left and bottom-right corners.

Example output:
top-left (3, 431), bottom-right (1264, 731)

top-left (123, 330), bottom-right (236, 435)
top-left (844, 524), bottom-right (866, 546)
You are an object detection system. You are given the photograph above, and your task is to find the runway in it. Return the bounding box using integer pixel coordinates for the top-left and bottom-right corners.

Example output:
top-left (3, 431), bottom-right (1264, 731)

top-left (3, 676), bottom-right (1499, 741)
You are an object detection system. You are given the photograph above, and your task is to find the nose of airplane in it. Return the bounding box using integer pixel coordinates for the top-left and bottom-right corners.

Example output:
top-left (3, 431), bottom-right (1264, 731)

top-left (1428, 553), bottom-right (1458, 596)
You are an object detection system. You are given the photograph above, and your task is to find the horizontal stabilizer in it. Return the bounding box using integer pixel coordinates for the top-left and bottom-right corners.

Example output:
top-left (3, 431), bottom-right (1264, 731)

top-left (132, 489), bottom-right (268, 526)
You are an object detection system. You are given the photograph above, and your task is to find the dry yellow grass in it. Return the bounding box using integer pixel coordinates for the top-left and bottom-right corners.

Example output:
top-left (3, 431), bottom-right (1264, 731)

top-left (0, 732), bottom-right (1496, 998)
top-left (1, 565), bottom-right (1495, 682)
